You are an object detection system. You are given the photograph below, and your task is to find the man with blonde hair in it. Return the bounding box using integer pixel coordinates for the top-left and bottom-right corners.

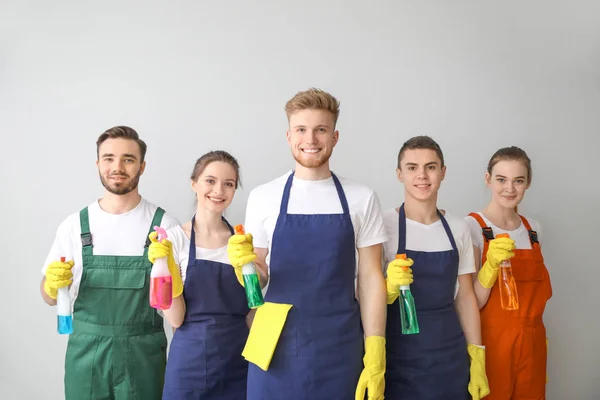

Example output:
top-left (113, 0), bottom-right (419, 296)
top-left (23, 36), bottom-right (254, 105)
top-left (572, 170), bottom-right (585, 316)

top-left (228, 88), bottom-right (388, 399)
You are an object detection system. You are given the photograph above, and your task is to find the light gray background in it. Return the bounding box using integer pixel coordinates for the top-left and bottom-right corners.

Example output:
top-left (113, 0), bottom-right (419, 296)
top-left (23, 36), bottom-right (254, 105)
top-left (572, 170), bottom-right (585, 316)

top-left (1, 1), bottom-right (598, 399)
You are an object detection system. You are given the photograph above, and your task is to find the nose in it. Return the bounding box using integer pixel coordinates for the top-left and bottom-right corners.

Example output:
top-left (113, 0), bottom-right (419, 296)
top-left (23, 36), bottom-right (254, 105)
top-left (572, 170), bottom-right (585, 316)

top-left (213, 183), bottom-right (224, 195)
top-left (305, 129), bottom-right (318, 143)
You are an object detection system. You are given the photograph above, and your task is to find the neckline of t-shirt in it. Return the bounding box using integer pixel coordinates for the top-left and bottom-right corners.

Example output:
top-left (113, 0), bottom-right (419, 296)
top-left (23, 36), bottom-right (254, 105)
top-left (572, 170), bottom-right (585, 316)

top-left (290, 171), bottom-right (334, 187)
top-left (393, 207), bottom-right (444, 228)
top-left (477, 212), bottom-right (525, 234)
top-left (93, 197), bottom-right (145, 217)
top-left (174, 226), bottom-right (229, 252)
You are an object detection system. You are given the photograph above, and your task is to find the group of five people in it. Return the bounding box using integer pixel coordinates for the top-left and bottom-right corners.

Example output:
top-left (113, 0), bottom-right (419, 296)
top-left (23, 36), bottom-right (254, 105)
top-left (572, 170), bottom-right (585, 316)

top-left (41, 88), bottom-right (552, 400)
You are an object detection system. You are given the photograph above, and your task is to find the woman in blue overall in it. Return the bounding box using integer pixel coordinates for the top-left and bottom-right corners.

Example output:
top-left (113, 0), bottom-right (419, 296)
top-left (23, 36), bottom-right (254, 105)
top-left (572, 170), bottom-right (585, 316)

top-left (383, 136), bottom-right (489, 399)
top-left (148, 151), bottom-right (250, 399)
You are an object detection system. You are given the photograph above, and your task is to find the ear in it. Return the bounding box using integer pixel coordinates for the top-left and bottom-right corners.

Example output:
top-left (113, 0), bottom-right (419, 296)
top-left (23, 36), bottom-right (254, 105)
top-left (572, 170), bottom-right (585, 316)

top-left (484, 172), bottom-right (492, 187)
top-left (396, 167), bottom-right (403, 183)
top-left (332, 130), bottom-right (339, 146)
top-left (440, 165), bottom-right (447, 181)
top-left (139, 161), bottom-right (146, 176)
top-left (190, 179), bottom-right (197, 192)
top-left (286, 130), bottom-right (292, 144)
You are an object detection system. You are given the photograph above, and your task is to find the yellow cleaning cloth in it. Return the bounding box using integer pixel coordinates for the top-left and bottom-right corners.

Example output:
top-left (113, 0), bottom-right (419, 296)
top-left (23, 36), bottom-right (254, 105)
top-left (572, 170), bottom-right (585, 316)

top-left (242, 302), bottom-right (293, 371)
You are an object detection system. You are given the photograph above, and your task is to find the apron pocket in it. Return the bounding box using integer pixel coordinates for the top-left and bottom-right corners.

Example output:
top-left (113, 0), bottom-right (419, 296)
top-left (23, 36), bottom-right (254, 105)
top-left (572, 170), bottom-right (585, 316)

top-left (164, 338), bottom-right (207, 391)
top-left (83, 268), bottom-right (146, 289)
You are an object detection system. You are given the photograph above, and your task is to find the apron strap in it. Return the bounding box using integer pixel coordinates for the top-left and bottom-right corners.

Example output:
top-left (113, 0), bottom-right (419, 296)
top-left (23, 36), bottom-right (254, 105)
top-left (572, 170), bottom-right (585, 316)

top-left (79, 207), bottom-right (93, 256)
top-left (279, 171), bottom-right (350, 215)
top-left (189, 215), bottom-right (234, 261)
top-left (144, 207), bottom-right (165, 250)
top-left (438, 212), bottom-right (459, 252)
top-left (518, 215), bottom-right (540, 247)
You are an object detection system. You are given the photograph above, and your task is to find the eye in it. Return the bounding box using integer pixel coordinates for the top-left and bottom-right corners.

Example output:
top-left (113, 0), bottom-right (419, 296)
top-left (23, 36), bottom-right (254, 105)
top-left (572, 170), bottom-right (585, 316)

top-left (427, 165), bottom-right (436, 170)
top-left (497, 178), bottom-right (505, 183)
top-left (319, 127), bottom-right (326, 132)
top-left (205, 179), bottom-right (215, 184)
top-left (516, 179), bottom-right (525, 184)
top-left (297, 128), bottom-right (305, 133)
top-left (225, 182), bottom-right (235, 187)
top-left (125, 158), bottom-right (134, 163)
top-left (408, 166), bottom-right (415, 171)
top-left (104, 158), bottom-right (113, 162)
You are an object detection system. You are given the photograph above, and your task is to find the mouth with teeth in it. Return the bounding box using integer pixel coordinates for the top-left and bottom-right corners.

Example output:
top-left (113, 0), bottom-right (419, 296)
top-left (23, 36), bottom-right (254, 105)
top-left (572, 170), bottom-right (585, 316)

top-left (207, 196), bottom-right (226, 204)
top-left (415, 184), bottom-right (431, 189)
top-left (301, 148), bottom-right (321, 154)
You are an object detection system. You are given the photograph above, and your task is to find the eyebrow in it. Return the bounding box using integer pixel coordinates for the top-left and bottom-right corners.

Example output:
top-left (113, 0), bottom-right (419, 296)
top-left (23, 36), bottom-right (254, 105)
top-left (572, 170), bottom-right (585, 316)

top-left (405, 161), bottom-right (439, 166)
top-left (205, 175), bottom-right (235, 182)
top-left (292, 124), bottom-right (331, 129)
top-left (100, 153), bottom-right (138, 160)
top-left (495, 174), bottom-right (526, 179)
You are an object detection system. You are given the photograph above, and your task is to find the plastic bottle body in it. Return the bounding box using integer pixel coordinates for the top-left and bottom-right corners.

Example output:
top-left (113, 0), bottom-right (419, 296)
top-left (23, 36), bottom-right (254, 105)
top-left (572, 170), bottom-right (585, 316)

top-left (150, 257), bottom-right (173, 310)
top-left (499, 259), bottom-right (519, 310)
top-left (399, 285), bottom-right (419, 334)
top-left (242, 262), bottom-right (264, 309)
top-left (57, 287), bottom-right (73, 334)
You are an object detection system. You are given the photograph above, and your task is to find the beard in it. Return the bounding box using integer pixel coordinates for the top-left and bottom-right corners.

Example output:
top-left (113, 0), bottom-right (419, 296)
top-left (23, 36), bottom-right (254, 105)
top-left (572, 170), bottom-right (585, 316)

top-left (292, 148), bottom-right (333, 169)
top-left (99, 169), bottom-right (142, 195)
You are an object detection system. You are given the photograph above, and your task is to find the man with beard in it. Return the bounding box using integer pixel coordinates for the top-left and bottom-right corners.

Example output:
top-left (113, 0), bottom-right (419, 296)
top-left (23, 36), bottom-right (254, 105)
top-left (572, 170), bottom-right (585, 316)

top-left (227, 88), bottom-right (388, 400)
top-left (40, 126), bottom-right (179, 400)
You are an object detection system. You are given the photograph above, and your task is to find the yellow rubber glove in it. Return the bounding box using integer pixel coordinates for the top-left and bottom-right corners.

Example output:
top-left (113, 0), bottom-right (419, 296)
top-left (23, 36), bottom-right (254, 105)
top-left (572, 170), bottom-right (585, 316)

top-left (385, 256), bottom-right (414, 304)
top-left (467, 344), bottom-right (490, 400)
top-left (355, 336), bottom-right (386, 400)
top-left (227, 232), bottom-right (258, 287)
top-left (148, 232), bottom-right (184, 298)
top-left (44, 259), bottom-right (75, 299)
top-left (478, 236), bottom-right (516, 288)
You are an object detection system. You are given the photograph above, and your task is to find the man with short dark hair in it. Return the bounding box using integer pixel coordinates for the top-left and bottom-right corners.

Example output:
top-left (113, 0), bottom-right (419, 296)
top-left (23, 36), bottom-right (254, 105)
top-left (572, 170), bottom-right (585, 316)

top-left (40, 126), bottom-right (179, 400)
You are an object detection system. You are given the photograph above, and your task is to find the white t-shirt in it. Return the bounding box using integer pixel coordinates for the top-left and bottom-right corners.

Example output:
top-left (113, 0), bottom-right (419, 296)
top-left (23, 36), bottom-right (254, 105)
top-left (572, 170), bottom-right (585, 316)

top-left (465, 212), bottom-right (542, 261)
top-left (244, 171), bottom-right (388, 275)
top-left (166, 225), bottom-right (231, 283)
top-left (41, 198), bottom-right (179, 306)
top-left (382, 208), bottom-right (476, 299)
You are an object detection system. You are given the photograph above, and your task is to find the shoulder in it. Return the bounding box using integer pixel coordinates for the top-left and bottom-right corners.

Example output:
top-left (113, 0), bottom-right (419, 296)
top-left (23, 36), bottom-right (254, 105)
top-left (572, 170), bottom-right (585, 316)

top-left (249, 172), bottom-right (291, 199)
top-left (336, 175), bottom-right (377, 199)
top-left (382, 207), bottom-right (399, 225)
top-left (140, 198), bottom-right (180, 228)
top-left (520, 215), bottom-right (541, 232)
top-left (56, 209), bottom-right (85, 236)
top-left (443, 212), bottom-right (472, 242)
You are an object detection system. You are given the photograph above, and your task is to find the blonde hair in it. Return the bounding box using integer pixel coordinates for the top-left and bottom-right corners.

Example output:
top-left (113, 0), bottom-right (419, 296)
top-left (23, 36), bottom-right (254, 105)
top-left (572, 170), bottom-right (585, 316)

top-left (284, 88), bottom-right (340, 125)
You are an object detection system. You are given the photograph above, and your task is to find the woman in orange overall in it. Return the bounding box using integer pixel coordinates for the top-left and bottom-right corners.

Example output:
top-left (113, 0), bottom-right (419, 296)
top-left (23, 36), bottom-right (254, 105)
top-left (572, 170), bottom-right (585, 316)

top-left (465, 146), bottom-right (552, 399)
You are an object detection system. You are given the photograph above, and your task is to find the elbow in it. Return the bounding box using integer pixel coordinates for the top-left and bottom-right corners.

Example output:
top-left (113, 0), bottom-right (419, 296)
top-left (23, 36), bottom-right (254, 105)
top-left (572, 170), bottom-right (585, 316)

top-left (170, 317), bottom-right (184, 329)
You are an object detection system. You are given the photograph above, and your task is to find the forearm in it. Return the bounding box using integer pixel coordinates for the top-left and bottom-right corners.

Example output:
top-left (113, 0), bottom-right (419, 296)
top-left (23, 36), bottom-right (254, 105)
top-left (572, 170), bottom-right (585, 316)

top-left (358, 275), bottom-right (387, 337)
top-left (473, 278), bottom-right (492, 309)
top-left (40, 277), bottom-right (57, 306)
top-left (456, 277), bottom-right (482, 345)
top-left (162, 295), bottom-right (186, 328)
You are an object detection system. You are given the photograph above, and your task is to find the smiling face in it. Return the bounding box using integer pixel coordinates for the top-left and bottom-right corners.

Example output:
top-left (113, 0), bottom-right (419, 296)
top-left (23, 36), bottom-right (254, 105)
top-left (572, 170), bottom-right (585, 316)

top-left (486, 159), bottom-right (530, 210)
top-left (96, 138), bottom-right (145, 195)
top-left (191, 160), bottom-right (238, 213)
top-left (397, 148), bottom-right (446, 204)
top-left (286, 108), bottom-right (339, 171)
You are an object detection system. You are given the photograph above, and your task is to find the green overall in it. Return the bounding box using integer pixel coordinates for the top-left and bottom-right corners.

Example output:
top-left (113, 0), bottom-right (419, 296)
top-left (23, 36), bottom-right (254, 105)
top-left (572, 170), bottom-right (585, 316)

top-left (64, 207), bottom-right (167, 400)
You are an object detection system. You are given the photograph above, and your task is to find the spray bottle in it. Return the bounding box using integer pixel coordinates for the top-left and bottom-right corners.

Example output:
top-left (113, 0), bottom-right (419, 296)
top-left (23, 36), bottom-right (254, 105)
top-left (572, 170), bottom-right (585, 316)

top-left (496, 233), bottom-right (519, 310)
top-left (149, 226), bottom-right (173, 310)
top-left (234, 225), bottom-right (264, 309)
top-left (396, 254), bottom-right (419, 335)
top-left (57, 257), bottom-right (73, 334)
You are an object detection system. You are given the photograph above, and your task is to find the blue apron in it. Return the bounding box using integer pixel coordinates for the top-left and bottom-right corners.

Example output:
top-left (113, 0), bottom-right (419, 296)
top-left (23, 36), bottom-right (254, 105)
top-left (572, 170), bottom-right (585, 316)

top-left (163, 216), bottom-right (249, 400)
top-left (247, 172), bottom-right (363, 400)
top-left (385, 204), bottom-right (469, 399)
